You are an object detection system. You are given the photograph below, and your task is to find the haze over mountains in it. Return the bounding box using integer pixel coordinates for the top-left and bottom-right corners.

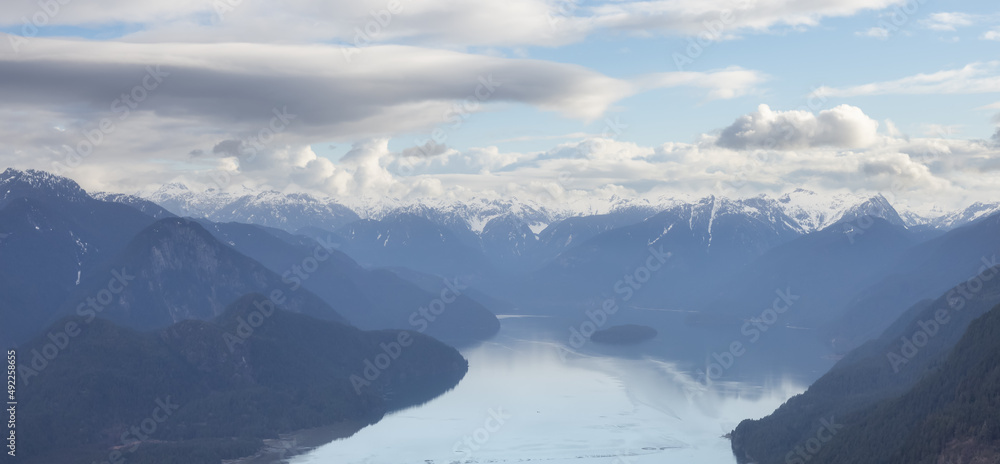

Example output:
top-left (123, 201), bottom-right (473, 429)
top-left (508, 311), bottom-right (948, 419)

top-left (6, 166), bottom-right (1000, 463)
top-left (133, 178), bottom-right (1000, 239)
top-left (7, 166), bottom-right (1000, 350)
top-left (91, 174), bottom-right (998, 285)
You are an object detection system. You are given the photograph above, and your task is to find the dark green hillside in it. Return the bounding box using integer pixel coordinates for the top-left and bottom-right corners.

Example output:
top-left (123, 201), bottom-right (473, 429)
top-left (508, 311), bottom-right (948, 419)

top-left (810, 304), bottom-right (1000, 463)
top-left (16, 294), bottom-right (468, 464)
top-left (58, 218), bottom-right (348, 331)
top-left (730, 265), bottom-right (1000, 464)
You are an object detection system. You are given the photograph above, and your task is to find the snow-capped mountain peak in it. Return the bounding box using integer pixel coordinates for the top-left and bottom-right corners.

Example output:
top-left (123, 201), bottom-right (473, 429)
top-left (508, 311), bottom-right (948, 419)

top-left (1, 168), bottom-right (90, 204)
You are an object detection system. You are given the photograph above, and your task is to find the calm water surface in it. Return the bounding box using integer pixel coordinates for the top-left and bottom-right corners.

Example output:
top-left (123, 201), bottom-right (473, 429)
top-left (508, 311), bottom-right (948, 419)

top-left (293, 317), bottom-right (804, 464)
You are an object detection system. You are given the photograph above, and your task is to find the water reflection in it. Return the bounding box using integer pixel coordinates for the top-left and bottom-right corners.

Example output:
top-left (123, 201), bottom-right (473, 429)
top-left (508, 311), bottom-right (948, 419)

top-left (293, 326), bottom-right (803, 464)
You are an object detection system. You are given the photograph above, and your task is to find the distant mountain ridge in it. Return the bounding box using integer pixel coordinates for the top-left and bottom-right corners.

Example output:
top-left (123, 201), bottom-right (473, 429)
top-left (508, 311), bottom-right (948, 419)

top-left (101, 173), bottom-right (938, 276)
top-left (5, 169), bottom-right (998, 239)
top-left (0, 168), bottom-right (499, 348)
top-left (142, 183), bottom-right (361, 232)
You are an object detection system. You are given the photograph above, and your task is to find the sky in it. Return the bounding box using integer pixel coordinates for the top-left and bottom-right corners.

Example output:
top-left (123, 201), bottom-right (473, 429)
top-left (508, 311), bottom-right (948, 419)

top-left (0, 0), bottom-right (998, 214)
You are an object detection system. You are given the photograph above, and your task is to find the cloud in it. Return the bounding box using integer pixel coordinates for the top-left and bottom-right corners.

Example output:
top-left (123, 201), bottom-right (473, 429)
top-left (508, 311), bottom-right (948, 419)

top-left (5, 104), bottom-right (996, 214)
top-left (883, 119), bottom-right (904, 138)
top-left (637, 67), bottom-right (767, 100)
top-left (920, 124), bottom-right (962, 137)
top-left (400, 141), bottom-right (452, 159)
top-left (588, 0), bottom-right (909, 37)
top-left (0, 37), bottom-right (763, 138)
top-left (716, 104), bottom-right (880, 150)
top-left (0, 0), bottom-right (208, 26)
top-left (0, 0), bottom-right (913, 48)
top-left (212, 140), bottom-right (245, 157)
top-left (919, 12), bottom-right (978, 31)
top-left (857, 27), bottom-right (890, 39)
top-left (0, 0), bottom-right (583, 48)
top-left (984, 30), bottom-right (1000, 41)
top-left (0, 34), bottom-right (766, 203)
top-left (813, 61), bottom-right (1000, 97)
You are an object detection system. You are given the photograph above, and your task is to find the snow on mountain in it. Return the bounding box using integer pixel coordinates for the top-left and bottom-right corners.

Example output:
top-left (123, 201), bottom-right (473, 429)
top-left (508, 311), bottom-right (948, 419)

top-left (672, 195), bottom-right (804, 249)
top-left (0, 167), bottom-right (971, 241)
top-left (90, 192), bottom-right (176, 219)
top-left (131, 181), bottom-right (915, 239)
top-left (927, 201), bottom-right (1000, 230)
top-left (0, 168), bottom-right (91, 205)
top-left (211, 191), bottom-right (359, 231)
top-left (775, 189), bottom-right (905, 232)
top-left (835, 194), bottom-right (907, 229)
top-left (353, 196), bottom-right (568, 234)
top-left (141, 185), bottom-right (359, 231)
top-left (143, 183), bottom-right (235, 218)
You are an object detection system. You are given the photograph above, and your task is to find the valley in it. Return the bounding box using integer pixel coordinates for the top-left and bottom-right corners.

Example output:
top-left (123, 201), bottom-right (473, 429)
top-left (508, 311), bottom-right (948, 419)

top-left (3, 167), bottom-right (1000, 463)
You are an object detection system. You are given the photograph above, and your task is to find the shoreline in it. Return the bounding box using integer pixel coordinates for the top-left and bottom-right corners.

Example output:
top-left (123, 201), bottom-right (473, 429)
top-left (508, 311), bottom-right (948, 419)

top-left (224, 420), bottom-right (369, 464)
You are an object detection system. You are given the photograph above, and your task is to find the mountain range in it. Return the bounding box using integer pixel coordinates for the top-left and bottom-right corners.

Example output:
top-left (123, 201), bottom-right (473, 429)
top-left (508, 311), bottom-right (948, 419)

top-left (731, 262), bottom-right (1000, 463)
top-left (8, 166), bottom-right (1000, 463)
top-left (17, 295), bottom-right (468, 464)
top-left (0, 168), bottom-right (500, 348)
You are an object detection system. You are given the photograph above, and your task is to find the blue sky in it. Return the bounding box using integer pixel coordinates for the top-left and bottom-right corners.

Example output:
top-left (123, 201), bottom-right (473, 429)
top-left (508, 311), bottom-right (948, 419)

top-left (0, 0), bottom-right (998, 213)
top-left (417, 1), bottom-right (999, 154)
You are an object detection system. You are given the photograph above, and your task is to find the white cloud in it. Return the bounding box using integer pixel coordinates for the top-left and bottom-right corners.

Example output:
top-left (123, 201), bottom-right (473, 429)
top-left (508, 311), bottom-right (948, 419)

top-left (0, 37), bottom-right (764, 135)
top-left (589, 0), bottom-right (909, 37)
top-left (857, 27), bottom-right (890, 39)
top-left (0, 0), bottom-right (913, 48)
top-left (0, 35), bottom-right (770, 202)
top-left (883, 119), bottom-right (904, 138)
top-left (984, 30), bottom-right (1000, 41)
top-left (813, 61), bottom-right (1000, 97)
top-left (6, 105), bottom-right (998, 214)
top-left (716, 104), bottom-right (880, 150)
top-left (920, 124), bottom-right (962, 137)
top-left (920, 12), bottom-right (978, 31)
top-left (637, 67), bottom-right (767, 100)
top-left (0, 0), bottom-right (208, 26)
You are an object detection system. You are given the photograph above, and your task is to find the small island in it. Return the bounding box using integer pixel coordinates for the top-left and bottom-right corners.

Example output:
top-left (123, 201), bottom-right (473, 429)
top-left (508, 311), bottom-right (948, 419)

top-left (590, 324), bottom-right (658, 345)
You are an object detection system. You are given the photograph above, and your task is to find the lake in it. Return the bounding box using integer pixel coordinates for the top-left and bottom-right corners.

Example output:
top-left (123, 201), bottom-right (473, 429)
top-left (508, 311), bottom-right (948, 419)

top-left (292, 316), bottom-right (805, 464)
